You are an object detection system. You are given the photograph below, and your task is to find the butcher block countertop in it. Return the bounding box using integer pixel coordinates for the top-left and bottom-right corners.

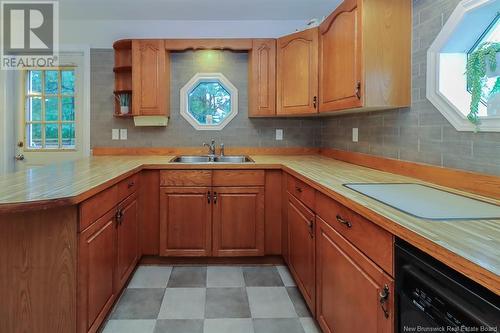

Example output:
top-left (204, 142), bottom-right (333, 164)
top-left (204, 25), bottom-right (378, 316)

top-left (0, 155), bottom-right (499, 294)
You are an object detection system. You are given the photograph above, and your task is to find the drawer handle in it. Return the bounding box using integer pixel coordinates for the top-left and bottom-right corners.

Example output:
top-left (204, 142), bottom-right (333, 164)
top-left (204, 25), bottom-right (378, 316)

top-left (213, 192), bottom-right (218, 204)
top-left (295, 186), bottom-right (303, 193)
top-left (336, 215), bottom-right (352, 228)
top-left (207, 191), bottom-right (211, 204)
top-left (127, 181), bottom-right (135, 189)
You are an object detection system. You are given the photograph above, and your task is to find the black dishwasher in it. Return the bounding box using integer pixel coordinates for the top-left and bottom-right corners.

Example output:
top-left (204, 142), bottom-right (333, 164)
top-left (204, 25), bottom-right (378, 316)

top-left (396, 238), bottom-right (500, 332)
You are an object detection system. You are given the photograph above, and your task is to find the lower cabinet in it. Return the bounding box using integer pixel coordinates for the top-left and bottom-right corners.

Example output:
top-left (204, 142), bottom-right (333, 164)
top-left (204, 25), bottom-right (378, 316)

top-left (212, 187), bottom-right (265, 256)
top-left (316, 216), bottom-right (394, 333)
top-left (78, 209), bottom-right (117, 333)
top-left (115, 192), bottom-right (139, 291)
top-left (287, 194), bottom-right (316, 314)
top-left (78, 175), bottom-right (140, 333)
top-left (159, 187), bottom-right (212, 256)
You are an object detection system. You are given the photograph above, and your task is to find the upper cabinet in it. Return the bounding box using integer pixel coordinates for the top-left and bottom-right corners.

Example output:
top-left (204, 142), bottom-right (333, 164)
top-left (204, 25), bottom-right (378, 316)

top-left (249, 39), bottom-right (276, 117)
top-left (276, 28), bottom-right (319, 116)
top-left (319, 0), bottom-right (411, 113)
top-left (132, 40), bottom-right (169, 117)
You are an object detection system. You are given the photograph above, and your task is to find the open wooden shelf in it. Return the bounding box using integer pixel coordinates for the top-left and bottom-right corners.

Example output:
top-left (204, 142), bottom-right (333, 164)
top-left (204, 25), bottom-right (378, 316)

top-left (113, 40), bottom-right (133, 119)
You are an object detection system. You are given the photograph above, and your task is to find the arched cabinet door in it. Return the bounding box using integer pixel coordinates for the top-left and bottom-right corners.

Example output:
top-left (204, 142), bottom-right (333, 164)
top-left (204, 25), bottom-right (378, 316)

top-left (319, 0), bottom-right (363, 113)
top-left (276, 28), bottom-right (319, 116)
top-left (249, 39), bottom-right (277, 117)
top-left (132, 40), bottom-right (169, 116)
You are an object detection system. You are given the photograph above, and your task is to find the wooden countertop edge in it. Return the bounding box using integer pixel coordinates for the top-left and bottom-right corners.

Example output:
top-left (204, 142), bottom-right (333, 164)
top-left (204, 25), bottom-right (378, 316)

top-left (282, 166), bottom-right (500, 295)
top-left (0, 157), bottom-right (498, 294)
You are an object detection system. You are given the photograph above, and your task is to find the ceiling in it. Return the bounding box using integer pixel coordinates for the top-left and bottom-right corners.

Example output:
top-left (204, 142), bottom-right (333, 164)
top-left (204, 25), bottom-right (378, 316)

top-left (59, 0), bottom-right (342, 21)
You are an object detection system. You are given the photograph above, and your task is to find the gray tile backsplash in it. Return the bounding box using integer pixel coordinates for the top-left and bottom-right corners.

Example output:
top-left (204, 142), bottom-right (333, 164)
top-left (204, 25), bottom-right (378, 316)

top-left (90, 0), bottom-right (499, 176)
top-left (90, 50), bottom-right (321, 149)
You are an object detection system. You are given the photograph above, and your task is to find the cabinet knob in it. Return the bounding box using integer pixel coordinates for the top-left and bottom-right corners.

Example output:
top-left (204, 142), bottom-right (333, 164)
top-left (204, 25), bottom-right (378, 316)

top-left (127, 181), bottom-right (135, 188)
top-left (295, 186), bottom-right (303, 193)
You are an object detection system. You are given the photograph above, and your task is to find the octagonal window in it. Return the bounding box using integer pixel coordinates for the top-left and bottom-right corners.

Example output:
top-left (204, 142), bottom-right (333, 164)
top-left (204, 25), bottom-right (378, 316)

top-left (180, 73), bottom-right (238, 130)
top-left (427, 0), bottom-right (500, 132)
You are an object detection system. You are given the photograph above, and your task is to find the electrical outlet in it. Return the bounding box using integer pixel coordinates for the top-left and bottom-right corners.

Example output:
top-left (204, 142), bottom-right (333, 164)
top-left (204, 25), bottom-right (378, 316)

top-left (276, 129), bottom-right (283, 141)
top-left (352, 128), bottom-right (359, 142)
top-left (112, 129), bottom-right (119, 140)
top-left (120, 129), bottom-right (127, 140)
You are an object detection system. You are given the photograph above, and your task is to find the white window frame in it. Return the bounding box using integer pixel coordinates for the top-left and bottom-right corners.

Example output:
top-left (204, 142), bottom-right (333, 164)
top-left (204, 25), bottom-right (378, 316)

top-left (180, 73), bottom-right (238, 131)
top-left (427, 0), bottom-right (500, 132)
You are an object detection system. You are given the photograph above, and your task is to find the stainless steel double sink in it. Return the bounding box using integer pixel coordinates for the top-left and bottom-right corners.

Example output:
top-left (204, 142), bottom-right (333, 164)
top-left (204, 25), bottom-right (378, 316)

top-left (170, 155), bottom-right (254, 163)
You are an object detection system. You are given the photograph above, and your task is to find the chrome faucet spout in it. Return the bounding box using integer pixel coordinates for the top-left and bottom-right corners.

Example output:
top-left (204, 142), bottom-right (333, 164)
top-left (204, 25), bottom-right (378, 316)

top-left (203, 139), bottom-right (217, 157)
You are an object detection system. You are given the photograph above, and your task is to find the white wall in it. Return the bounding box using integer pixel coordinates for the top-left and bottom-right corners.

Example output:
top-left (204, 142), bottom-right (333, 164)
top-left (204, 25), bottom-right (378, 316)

top-left (0, 70), bottom-right (16, 174)
top-left (60, 19), bottom-right (307, 48)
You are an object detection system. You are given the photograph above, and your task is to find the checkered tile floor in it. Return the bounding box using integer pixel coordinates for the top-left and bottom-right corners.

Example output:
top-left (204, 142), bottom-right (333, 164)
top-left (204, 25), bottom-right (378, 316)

top-left (102, 265), bottom-right (321, 333)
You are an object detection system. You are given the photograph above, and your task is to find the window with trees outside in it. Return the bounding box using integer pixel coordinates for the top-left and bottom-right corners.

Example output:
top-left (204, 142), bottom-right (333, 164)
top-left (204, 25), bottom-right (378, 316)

top-left (25, 69), bottom-right (76, 149)
top-left (180, 73), bottom-right (238, 131)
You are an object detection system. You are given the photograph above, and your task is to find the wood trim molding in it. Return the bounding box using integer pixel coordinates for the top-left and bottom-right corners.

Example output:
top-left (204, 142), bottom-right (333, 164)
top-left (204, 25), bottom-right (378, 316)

top-left (92, 147), bottom-right (320, 156)
top-left (320, 148), bottom-right (500, 199)
top-left (164, 39), bottom-right (253, 51)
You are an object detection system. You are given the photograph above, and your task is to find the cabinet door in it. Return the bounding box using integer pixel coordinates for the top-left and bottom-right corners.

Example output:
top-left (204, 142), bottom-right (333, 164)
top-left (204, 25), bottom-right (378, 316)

top-left (316, 216), bottom-right (394, 333)
top-left (249, 39), bottom-right (276, 117)
top-left (212, 187), bottom-right (265, 256)
top-left (159, 187), bottom-right (212, 256)
top-left (277, 28), bottom-right (319, 115)
top-left (319, 0), bottom-right (363, 112)
top-left (132, 39), bottom-right (169, 116)
top-left (78, 209), bottom-right (117, 333)
top-left (115, 193), bottom-right (139, 291)
top-left (287, 195), bottom-right (315, 314)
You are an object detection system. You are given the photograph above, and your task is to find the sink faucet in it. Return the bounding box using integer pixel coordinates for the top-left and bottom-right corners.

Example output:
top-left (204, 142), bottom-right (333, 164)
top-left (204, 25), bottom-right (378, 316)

top-left (203, 139), bottom-right (217, 159)
top-left (220, 143), bottom-right (225, 156)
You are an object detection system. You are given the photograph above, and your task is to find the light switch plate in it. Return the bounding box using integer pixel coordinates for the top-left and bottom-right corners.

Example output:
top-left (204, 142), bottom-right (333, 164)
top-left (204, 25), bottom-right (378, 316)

top-left (352, 128), bottom-right (359, 142)
top-left (112, 129), bottom-right (119, 140)
top-left (276, 129), bottom-right (283, 141)
top-left (120, 129), bottom-right (127, 140)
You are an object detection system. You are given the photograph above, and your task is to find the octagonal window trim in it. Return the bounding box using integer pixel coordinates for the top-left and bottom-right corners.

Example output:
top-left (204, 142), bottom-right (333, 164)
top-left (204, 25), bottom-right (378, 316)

top-left (427, 0), bottom-right (500, 132)
top-left (180, 73), bottom-right (238, 131)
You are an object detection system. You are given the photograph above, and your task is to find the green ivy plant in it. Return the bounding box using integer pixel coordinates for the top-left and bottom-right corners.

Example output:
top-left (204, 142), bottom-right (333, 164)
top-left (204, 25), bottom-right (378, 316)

top-left (465, 42), bottom-right (500, 125)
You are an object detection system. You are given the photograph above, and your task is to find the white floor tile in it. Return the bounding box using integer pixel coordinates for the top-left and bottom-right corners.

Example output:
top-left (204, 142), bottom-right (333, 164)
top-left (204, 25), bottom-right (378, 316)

top-left (207, 266), bottom-right (245, 287)
top-left (300, 317), bottom-right (321, 333)
top-left (277, 266), bottom-right (296, 287)
top-left (128, 266), bottom-right (172, 289)
top-left (102, 319), bottom-right (156, 333)
top-left (204, 318), bottom-right (254, 333)
top-left (246, 287), bottom-right (297, 318)
top-left (157, 288), bottom-right (206, 319)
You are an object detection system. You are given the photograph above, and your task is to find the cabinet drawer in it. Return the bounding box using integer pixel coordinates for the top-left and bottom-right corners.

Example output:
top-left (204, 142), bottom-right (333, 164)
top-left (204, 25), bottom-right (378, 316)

top-left (316, 192), bottom-right (394, 275)
top-left (79, 185), bottom-right (118, 232)
top-left (118, 173), bottom-right (139, 202)
top-left (213, 170), bottom-right (265, 186)
top-left (160, 170), bottom-right (212, 187)
top-left (287, 175), bottom-right (315, 209)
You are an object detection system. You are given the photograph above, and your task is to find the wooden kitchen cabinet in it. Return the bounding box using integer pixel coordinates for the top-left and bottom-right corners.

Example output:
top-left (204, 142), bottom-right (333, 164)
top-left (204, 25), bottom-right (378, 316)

top-left (132, 39), bottom-right (169, 116)
top-left (319, 0), bottom-right (411, 113)
top-left (115, 192), bottom-right (139, 291)
top-left (78, 209), bottom-right (117, 333)
top-left (212, 187), bottom-right (265, 256)
top-left (287, 194), bottom-right (316, 314)
top-left (249, 39), bottom-right (276, 117)
top-left (276, 28), bottom-right (319, 116)
top-left (159, 187), bottom-right (212, 256)
top-left (316, 216), bottom-right (394, 333)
